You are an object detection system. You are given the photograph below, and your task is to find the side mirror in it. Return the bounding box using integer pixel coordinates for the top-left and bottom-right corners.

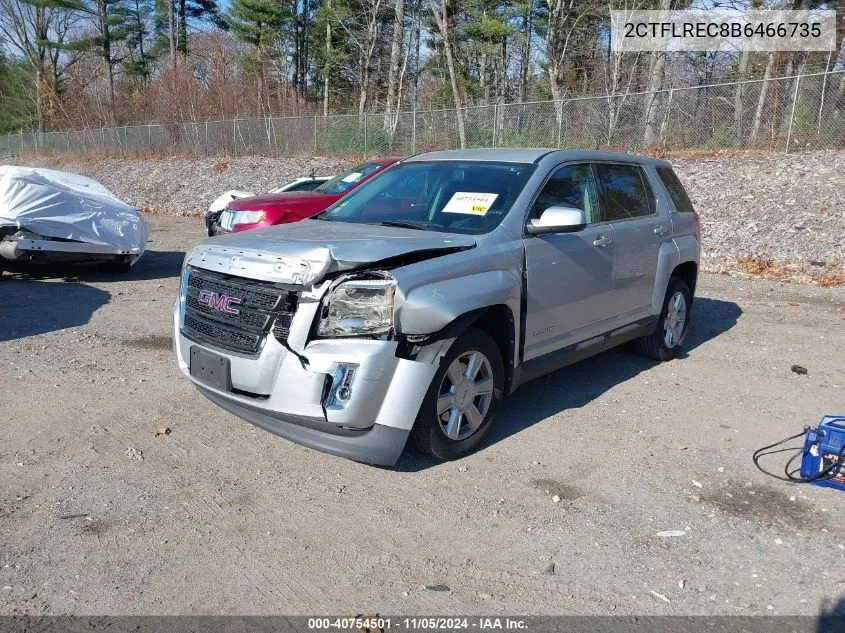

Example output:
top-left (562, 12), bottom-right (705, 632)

top-left (526, 206), bottom-right (587, 235)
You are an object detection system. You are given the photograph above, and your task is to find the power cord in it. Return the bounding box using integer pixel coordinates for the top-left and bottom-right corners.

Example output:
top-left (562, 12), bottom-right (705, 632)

top-left (752, 429), bottom-right (845, 483)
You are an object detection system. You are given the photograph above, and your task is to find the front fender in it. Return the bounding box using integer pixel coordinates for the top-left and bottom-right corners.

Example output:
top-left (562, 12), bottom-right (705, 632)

top-left (398, 269), bottom-right (521, 335)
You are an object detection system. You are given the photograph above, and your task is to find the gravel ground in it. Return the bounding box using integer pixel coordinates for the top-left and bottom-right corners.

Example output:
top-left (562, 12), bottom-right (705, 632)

top-left (1, 215), bottom-right (844, 616)
top-left (9, 151), bottom-right (845, 282)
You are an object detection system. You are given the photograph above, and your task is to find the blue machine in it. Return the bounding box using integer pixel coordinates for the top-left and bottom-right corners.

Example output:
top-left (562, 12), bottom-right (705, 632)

top-left (800, 416), bottom-right (845, 491)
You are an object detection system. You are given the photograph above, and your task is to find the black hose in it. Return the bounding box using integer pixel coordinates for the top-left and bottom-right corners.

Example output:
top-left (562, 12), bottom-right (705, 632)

top-left (753, 429), bottom-right (845, 483)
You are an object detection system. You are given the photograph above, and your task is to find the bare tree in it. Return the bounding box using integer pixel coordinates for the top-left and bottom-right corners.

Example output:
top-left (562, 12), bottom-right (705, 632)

top-left (331, 0), bottom-right (383, 116)
top-left (323, 0), bottom-right (331, 115)
top-left (545, 0), bottom-right (592, 125)
top-left (642, 0), bottom-right (673, 146)
top-left (0, 0), bottom-right (78, 128)
top-left (383, 0), bottom-right (404, 130)
top-left (430, 0), bottom-right (464, 146)
top-left (750, 51), bottom-right (775, 144)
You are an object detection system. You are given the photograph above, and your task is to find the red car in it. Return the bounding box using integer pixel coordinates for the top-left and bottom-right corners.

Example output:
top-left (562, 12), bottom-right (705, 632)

top-left (215, 159), bottom-right (399, 234)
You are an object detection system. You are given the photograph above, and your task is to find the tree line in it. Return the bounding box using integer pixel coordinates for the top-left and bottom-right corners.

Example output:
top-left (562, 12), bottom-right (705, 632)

top-left (0, 0), bottom-right (843, 142)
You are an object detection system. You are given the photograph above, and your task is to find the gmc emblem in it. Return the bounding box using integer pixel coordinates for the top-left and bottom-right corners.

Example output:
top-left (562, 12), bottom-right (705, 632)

top-left (198, 289), bottom-right (243, 314)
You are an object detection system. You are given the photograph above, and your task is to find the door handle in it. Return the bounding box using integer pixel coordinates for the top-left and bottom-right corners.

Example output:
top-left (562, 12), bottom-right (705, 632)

top-left (592, 235), bottom-right (612, 247)
top-left (654, 224), bottom-right (668, 236)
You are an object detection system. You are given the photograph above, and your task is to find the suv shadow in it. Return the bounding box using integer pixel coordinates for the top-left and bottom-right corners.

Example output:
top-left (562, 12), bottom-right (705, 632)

top-left (396, 297), bottom-right (742, 472)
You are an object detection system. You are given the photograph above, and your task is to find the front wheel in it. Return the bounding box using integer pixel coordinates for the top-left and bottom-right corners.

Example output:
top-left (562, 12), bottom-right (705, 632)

top-left (634, 277), bottom-right (692, 361)
top-left (412, 327), bottom-right (505, 461)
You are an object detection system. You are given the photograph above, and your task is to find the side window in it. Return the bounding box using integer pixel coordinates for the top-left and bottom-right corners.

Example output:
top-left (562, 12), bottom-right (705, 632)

top-left (530, 164), bottom-right (600, 224)
top-left (595, 163), bottom-right (655, 221)
top-left (289, 180), bottom-right (322, 192)
top-left (656, 167), bottom-right (695, 214)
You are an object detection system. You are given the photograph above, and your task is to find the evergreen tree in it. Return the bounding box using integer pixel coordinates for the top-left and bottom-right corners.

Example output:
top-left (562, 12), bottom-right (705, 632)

top-left (0, 51), bottom-right (36, 132)
top-left (120, 0), bottom-right (154, 85)
top-left (228, 0), bottom-right (292, 112)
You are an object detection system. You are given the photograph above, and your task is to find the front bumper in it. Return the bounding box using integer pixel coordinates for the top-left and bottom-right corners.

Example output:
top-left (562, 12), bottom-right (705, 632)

top-left (173, 304), bottom-right (439, 466)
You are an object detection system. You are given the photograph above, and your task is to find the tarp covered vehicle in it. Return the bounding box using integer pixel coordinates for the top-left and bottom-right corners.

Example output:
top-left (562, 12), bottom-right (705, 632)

top-left (0, 166), bottom-right (149, 274)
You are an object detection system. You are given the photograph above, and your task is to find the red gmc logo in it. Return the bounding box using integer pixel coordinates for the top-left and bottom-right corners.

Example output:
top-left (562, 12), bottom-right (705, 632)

top-left (198, 289), bottom-right (243, 314)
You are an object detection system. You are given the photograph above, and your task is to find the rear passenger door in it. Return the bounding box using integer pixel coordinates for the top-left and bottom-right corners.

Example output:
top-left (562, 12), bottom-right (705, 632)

top-left (594, 163), bottom-right (664, 321)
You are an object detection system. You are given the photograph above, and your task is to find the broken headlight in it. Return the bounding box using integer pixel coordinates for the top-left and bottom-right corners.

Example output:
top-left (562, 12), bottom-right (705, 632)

top-left (317, 278), bottom-right (396, 338)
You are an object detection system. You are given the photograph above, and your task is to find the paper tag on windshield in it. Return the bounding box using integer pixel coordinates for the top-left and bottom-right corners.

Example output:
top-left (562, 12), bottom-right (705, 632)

top-left (442, 192), bottom-right (498, 216)
top-left (341, 172), bottom-right (362, 183)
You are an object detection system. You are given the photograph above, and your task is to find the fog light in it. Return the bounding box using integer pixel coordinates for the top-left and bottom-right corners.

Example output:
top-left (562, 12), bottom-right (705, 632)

top-left (325, 363), bottom-right (358, 409)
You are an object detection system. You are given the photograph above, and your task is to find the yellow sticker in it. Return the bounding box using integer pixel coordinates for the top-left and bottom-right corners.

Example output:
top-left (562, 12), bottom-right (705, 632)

top-left (442, 192), bottom-right (499, 216)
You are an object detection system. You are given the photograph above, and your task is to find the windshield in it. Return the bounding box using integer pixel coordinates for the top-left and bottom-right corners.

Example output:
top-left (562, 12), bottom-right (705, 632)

top-left (315, 162), bottom-right (385, 195)
top-left (316, 161), bottom-right (536, 235)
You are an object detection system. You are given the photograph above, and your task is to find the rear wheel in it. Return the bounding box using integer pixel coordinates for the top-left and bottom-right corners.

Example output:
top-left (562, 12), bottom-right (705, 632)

top-left (412, 328), bottom-right (504, 461)
top-left (634, 276), bottom-right (692, 361)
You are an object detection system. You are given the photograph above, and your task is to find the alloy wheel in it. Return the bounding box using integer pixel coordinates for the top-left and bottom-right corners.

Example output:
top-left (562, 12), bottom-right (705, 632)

top-left (436, 351), bottom-right (495, 441)
top-left (663, 291), bottom-right (687, 348)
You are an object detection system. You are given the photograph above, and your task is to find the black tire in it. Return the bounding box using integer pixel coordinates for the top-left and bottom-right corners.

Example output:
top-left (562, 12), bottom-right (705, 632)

top-left (635, 276), bottom-right (692, 361)
top-left (411, 327), bottom-right (505, 461)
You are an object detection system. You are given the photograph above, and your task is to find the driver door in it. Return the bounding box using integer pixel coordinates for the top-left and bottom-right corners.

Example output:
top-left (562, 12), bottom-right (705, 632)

top-left (522, 163), bottom-right (616, 362)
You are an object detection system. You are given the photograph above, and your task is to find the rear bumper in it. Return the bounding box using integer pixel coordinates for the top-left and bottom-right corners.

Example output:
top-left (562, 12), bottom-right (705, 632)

top-left (197, 385), bottom-right (409, 466)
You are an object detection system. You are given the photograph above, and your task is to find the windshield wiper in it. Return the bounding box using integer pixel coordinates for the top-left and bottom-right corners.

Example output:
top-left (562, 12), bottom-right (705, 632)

top-left (371, 219), bottom-right (438, 231)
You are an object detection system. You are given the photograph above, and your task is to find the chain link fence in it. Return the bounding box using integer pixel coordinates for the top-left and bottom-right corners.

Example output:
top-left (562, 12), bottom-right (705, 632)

top-left (1, 70), bottom-right (843, 159)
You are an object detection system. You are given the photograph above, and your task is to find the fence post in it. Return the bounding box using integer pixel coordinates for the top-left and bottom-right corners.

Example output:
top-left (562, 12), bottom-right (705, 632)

top-left (492, 104), bottom-right (497, 148)
top-left (411, 110), bottom-right (416, 153)
top-left (660, 88), bottom-right (675, 151)
top-left (364, 113), bottom-right (368, 155)
top-left (314, 116), bottom-right (318, 154)
top-left (556, 102), bottom-right (563, 148)
top-left (785, 73), bottom-right (801, 154)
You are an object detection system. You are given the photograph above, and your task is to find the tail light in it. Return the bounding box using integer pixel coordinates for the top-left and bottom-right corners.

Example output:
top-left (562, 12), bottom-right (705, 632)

top-left (693, 209), bottom-right (701, 234)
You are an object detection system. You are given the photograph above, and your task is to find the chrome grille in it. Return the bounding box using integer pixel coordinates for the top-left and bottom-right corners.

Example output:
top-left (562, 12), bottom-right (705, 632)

top-left (182, 267), bottom-right (299, 354)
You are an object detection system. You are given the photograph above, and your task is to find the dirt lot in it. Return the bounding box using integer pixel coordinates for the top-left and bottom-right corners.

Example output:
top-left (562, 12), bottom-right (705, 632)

top-left (1, 214), bottom-right (844, 616)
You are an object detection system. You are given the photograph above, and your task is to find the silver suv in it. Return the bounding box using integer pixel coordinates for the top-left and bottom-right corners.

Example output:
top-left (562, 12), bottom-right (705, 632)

top-left (173, 149), bottom-right (700, 465)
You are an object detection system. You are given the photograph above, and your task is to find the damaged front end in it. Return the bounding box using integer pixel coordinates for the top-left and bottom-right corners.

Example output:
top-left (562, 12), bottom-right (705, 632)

top-left (174, 238), bottom-right (471, 465)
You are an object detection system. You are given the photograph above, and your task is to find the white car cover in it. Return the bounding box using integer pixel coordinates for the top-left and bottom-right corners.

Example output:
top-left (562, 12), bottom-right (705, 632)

top-left (0, 166), bottom-right (149, 253)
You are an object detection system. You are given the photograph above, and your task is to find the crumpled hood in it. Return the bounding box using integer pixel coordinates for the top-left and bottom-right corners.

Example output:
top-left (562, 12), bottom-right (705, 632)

top-left (186, 219), bottom-right (476, 285)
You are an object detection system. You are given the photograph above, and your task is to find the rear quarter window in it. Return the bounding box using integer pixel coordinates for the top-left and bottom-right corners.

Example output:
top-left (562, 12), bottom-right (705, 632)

top-left (594, 163), bottom-right (656, 221)
top-left (656, 167), bottom-right (695, 214)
